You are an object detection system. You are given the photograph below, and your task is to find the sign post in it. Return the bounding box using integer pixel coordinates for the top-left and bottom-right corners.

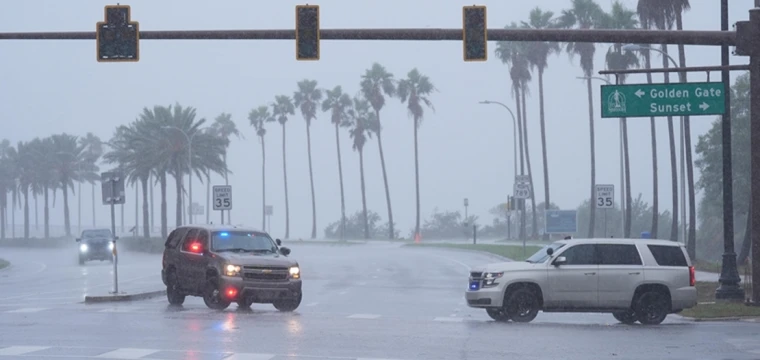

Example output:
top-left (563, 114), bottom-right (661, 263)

top-left (595, 184), bottom-right (615, 237)
top-left (265, 205), bottom-right (273, 232)
top-left (213, 185), bottom-right (232, 223)
top-left (101, 171), bottom-right (125, 295)
top-left (600, 82), bottom-right (726, 118)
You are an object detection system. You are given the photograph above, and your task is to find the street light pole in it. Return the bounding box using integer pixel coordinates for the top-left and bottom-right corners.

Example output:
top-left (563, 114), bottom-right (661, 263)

top-left (479, 101), bottom-right (518, 184)
top-left (162, 126), bottom-right (196, 225)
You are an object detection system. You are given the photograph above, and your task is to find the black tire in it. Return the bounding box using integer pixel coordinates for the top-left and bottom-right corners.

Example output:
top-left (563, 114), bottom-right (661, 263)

top-left (273, 292), bottom-right (302, 312)
top-left (165, 270), bottom-right (185, 305)
top-left (504, 287), bottom-right (540, 323)
top-left (237, 298), bottom-right (254, 310)
top-left (486, 308), bottom-right (510, 322)
top-left (202, 277), bottom-right (231, 310)
top-left (635, 291), bottom-right (670, 325)
top-left (612, 310), bottom-right (637, 324)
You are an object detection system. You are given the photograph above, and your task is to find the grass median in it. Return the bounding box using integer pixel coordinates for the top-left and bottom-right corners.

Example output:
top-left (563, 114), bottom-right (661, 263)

top-left (404, 243), bottom-right (543, 261)
top-left (679, 281), bottom-right (760, 320)
top-left (0, 258), bottom-right (9, 270)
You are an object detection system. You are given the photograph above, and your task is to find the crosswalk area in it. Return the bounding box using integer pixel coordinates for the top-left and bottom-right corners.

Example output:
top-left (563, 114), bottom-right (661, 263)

top-left (0, 345), bottom-right (406, 360)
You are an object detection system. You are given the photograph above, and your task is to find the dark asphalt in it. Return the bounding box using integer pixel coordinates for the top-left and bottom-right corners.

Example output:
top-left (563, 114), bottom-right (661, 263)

top-left (1, 241), bottom-right (759, 360)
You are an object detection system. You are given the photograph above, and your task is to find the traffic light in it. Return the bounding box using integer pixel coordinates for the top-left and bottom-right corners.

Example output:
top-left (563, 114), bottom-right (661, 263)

top-left (508, 196), bottom-right (515, 211)
top-left (462, 5), bottom-right (487, 61)
top-left (96, 5), bottom-right (139, 62)
top-left (296, 5), bottom-right (320, 61)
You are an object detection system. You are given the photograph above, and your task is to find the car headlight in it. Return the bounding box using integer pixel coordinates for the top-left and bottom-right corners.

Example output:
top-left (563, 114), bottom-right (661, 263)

top-left (79, 244), bottom-right (88, 252)
top-left (483, 272), bottom-right (503, 287)
top-left (289, 266), bottom-right (300, 279)
top-left (108, 242), bottom-right (115, 251)
top-left (224, 264), bottom-right (241, 277)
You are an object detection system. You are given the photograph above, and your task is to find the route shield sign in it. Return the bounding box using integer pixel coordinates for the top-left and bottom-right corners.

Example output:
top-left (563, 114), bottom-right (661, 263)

top-left (600, 82), bottom-right (725, 118)
top-left (595, 184), bottom-right (614, 209)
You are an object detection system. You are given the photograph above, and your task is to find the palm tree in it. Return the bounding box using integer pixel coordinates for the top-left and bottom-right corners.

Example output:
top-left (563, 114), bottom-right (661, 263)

top-left (397, 69), bottom-right (436, 238)
top-left (105, 125), bottom-right (152, 238)
top-left (27, 137), bottom-right (56, 239)
top-left (79, 133), bottom-right (103, 231)
top-left (321, 86), bottom-right (353, 241)
top-left (360, 63), bottom-right (397, 239)
top-left (522, 8), bottom-right (561, 240)
top-left (495, 25), bottom-right (533, 240)
top-left (348, 96), bottom-right (376, 239)
top-left (271, 95), bottom-right (296, 239)
top-left (211, 113), bottom-right (243, 224)
top-left (293, 79), bottom-right (323, 239)
top-left (49, 134), bottom-right (92, 237)
top-left (603, 1), bottom-right (640, 238)
top-left (0, 140), bottom-right (15, 239)
top-left (559, 0), bottom-right (605, 238)
top-left (3, 145), bottom-right (19, 239)
top-left (15, 141), bottom-right (36, 239)
top-left (248, 105), bottom-right (272, 232)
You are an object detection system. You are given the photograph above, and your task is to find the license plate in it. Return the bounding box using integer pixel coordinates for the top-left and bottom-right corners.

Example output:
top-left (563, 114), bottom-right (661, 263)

top-left (469, 281), bottom-right (480, 291)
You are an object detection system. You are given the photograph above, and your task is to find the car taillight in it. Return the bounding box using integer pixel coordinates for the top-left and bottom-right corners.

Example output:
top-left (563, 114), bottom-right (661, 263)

top-left (689, 266), bottom-right (695, 286)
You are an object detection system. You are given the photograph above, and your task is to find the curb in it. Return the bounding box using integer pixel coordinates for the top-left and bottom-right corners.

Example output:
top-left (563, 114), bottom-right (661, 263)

top-left (84, 290), bottom-right (165, 303)
top-left (678, 315), bottom-right (760, 322)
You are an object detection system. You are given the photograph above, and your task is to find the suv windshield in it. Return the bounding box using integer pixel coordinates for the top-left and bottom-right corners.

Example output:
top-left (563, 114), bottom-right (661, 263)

top-left (82, 230), bottom-right (112, 239)
top-left (525, 242), bottom-right (566, 263)
top-left (211, 231), bottom-right (277, 253)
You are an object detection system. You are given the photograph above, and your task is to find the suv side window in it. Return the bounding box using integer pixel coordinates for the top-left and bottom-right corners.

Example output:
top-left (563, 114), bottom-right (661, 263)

top-left (598, 244), bottom-right (642, 265)
top-left (647, 245), bottom-right (688, 266)
top-left (198, 230), bottom-right (209, 249)
top-left (559, 244), bottom-right (596, 265)
top-left (165, 228), bottom-right (188, 249)
top-left (180, 229), bottom-right (200, 252)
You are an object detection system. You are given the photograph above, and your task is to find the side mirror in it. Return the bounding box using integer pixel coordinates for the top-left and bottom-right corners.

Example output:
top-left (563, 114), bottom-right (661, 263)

top-left (546, 248), bottom-right (554, 256)
top-left (553, 256), bottom-right (567, 266)
top-left (75, 238), bottom-right (80, 242)
top-left (279, 247), bottom-right (291, 256)
top-left (276, 239), bottom-right (282, 246)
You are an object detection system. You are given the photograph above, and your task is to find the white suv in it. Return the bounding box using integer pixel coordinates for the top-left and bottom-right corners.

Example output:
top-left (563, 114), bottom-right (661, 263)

top-left (465, 238), bottom-right (697, 325)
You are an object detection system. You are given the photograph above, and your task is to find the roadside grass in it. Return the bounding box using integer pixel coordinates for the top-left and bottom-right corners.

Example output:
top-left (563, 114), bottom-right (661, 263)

top-left (0, 258), bottom-right (9, 270)
top-left (679, 281), bottom-right (760, 319)
top-left (404, 243), bottom-right (542, 261)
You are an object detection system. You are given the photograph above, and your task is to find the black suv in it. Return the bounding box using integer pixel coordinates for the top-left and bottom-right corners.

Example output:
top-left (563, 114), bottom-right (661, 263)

top-left (161, 224), bottom-right (302, 311)
top-left (75, 229), bottom-right (116, 265)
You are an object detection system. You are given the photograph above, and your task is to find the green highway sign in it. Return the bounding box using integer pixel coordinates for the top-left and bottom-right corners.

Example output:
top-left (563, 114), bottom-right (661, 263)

top-left (600, 82), bottom-right (726, 118)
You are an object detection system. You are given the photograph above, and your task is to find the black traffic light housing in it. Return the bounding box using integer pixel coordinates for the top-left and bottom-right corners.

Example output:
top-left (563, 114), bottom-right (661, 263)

top-left (296, 5), bottom-right (320, 61)
top-left (96, 5), bottom-right (139, 62)
top-left (462, 5), bottom-right (487, 61)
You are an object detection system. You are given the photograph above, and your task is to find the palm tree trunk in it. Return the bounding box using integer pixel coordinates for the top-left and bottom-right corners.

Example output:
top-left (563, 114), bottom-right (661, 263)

top-left (644, 50), bottom-right (659, 238)
top-left (586, 77), bottom-right (597, 238)
top-left (11, 189), bottom-right (16, 239)
top-left (537, 69), bottom-right (551, 241)
top-left (91, 183), bottom-right (96, 227)
top-left (223, 153), bottom-right (230, 224)
top-left (0, 191), bottom-right (5, 239)
top-left (77, 182), bottom-right (81, 235)
top-left (206, 170), bottom-right (210, 224)
top-left (141, 177), bottom-right (149, 238)
top-left (413, 116), bottom-right (422, 238)
top-left (375, 110), bottom-right (394, 239)
top-left (175, 172), bottom-right (182, 227)
top-left (623, 117), bottom-right (633, 237)
top-left (120, 203), bottom-right (124, 233)
top-left (34, 192), bottom-right (38, 231)
top-left (335, 123), bottom-right (347, 242)
top-left (23, 188), bottom-right (29, 240)
top-left (150, 172), bottom-right (155, 232)
top-left (514, 85), bottom-right (526, 240)
top-left (261, 136), bottom-right (266, 232)
top-left (306, 124), bottom-right (317, 239)
top-left (160, 172), bottom-right (168, 239)
top-left (359, 149), bottom-right (370, 239)
top-left (738, 205), bottom-right (751, 265)
top-left (661, 44), bottom-right (680, 242)
top-left (676, 11), bottom-right (696, 256)
top-left (282, 124), bottom-right (290, 239)
top-left (521, 86), bottom-right (538, 240)
top-left (44, 187), bottom-right (49, 239)
top-left (63, 186), bottom-right (71, 236)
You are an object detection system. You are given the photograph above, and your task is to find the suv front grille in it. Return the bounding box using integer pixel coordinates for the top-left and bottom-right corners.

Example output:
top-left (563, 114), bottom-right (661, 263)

top-left (242, 266), bottom-right (289, 281)
top-left (470, 272), bottom-right (483, 279)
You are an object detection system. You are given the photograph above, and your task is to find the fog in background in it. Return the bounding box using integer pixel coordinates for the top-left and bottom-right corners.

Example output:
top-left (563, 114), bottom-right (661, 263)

top-left (0, 0), bottom-right (752, 238)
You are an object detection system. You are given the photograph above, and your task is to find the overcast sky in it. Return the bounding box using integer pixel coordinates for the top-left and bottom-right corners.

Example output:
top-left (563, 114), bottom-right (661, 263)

top-left (0, 0), bottom-right (754, 239)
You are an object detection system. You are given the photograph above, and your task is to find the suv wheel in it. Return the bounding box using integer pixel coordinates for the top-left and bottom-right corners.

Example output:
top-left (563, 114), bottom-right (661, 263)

top-left (273, 292), bottom-right (302, 312)
top-left (612, 310), bottom-right (637, 324)
top-left (635, 291), bottom-right (669, 325)
top-left (486, 308), bottom-right (510, 322)
top-left (165, 270), bottom-right (185, 305)
top-left (202, 277), bottom-right (231, 310)
top-left (505, 288), bottom-right (540, 323)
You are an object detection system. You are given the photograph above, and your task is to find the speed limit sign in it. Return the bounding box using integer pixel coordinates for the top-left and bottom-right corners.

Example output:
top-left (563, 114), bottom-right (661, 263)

top-left (595, 184), bottom-right (614, 209)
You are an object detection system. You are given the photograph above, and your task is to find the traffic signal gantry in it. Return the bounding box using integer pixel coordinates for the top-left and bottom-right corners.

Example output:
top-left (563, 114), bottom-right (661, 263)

top-left (93, 4), bottom-right (488, 62)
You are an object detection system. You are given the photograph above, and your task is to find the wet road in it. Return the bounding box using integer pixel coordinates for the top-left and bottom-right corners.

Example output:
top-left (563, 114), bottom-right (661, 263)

top-left (1, 242), bottom-right (759, 360)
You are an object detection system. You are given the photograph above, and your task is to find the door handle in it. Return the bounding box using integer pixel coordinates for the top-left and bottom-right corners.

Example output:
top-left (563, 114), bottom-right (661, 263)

top-left (584, 272), bottom-right (596, 275)
top-left (628, 272), bottom-right (641, 275)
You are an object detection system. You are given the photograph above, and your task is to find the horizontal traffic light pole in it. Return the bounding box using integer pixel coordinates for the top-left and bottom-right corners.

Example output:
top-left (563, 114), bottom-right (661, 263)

top-left (0, 28), bottom-right (736, 46)
top-left (599, 64), bottom-right (750, 75)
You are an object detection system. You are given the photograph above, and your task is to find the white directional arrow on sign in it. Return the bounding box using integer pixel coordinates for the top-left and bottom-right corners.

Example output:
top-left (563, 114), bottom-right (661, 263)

top-left (699, 102), bottom-right (710, 111)
top-left (635, 89), bottom-right (645, 98)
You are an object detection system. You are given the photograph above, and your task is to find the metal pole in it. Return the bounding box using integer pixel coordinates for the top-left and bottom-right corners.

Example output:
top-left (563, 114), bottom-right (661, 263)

top-left (188, 138), bottom-right (193, 225)
top-left (604, 209), bottom-right (608, 238)
top-left (753, 0), bottom-right (760, 306)
top-left (681, 119), bottom-right (687, 243)
top-left (77, 182), bottom-right (81, 234)
top-left (479, 101), bottom-right (518, 181)
top-left (473, 224), bottom-right (477, 245)
top-left (716, 0), bottom-right (744, 301)
top-left (110, 177), bottom-right (118, 294)
top-left (221, 210), bottom-right (224, 225)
